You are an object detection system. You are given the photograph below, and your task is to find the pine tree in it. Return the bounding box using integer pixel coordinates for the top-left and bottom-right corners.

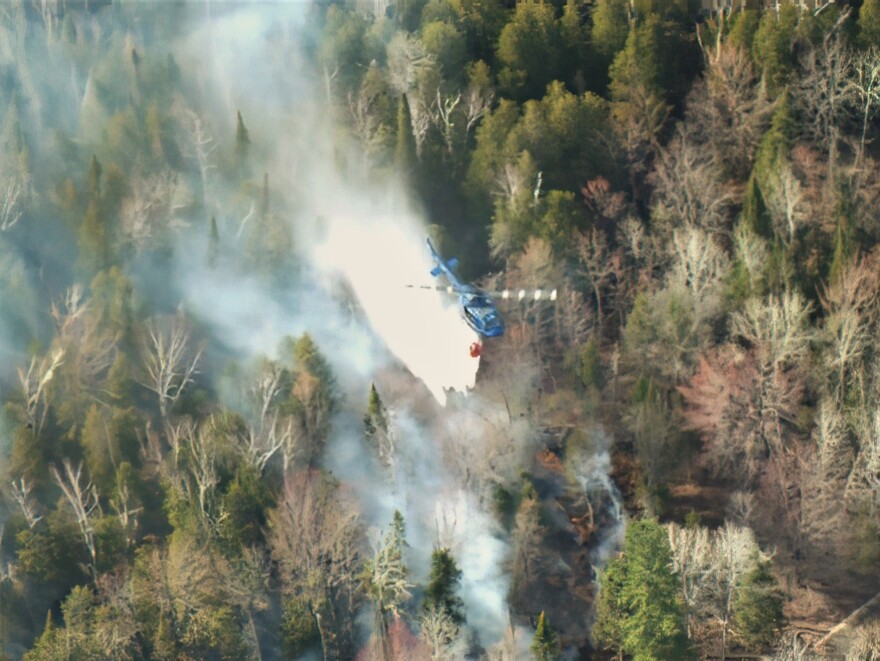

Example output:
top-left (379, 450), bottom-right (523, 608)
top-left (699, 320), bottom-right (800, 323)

top-left (423, 547), bottom-right (465, 625)
top-left (207, 215), bottom-right (219, 267)
top-left (594, 519), bottom-right (692, 661)
top-left (531, 611), bottom-right (561, 660)
top-left (235, 109), bottom-right (250, 170)
top-left (395, 95), bottom-right (416, 177)
top-left (733, 557), bottom-right (785, 650)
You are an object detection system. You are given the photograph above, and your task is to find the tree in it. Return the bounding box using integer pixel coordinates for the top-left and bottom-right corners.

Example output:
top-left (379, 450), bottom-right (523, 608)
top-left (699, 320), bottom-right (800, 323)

top-left (531, 611), bottom-right (561, 661)
top-left (51, 459), bottom-right (100, 581)
top-left (496, 2), bottom-right (561, 101)
top-left (234, 109), bottom-right (250, 171)
top-left (423, 548), bottom-right (464, 626)
top-left (362, 510), bottom-right (412, 619)
top-left (591, 0), bottom-right (630, 67)
top-left (268, 470), bottom-right (362, 659)
top-left (362, 511), bottom-right (412, 661)
top-left (732, 556), bottom-right (785, 651)
top-left (751, 5), bottom-right (799, 96)
top-left (595, 518), bottom-right (692, 661)
top-left (859, 0), bottom-right (880, 50)
top-left (139, 311), bottom-right (202, 420)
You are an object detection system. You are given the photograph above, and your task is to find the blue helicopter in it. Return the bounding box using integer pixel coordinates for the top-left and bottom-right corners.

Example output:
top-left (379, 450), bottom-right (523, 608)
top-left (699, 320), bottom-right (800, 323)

top-left (425, 237), bottom-right (505, 341)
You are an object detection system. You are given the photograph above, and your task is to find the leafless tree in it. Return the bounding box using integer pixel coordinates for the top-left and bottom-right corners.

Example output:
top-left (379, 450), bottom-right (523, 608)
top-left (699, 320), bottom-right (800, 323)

top-left (172, 95), bottom-right (216, 207)
top-left (667, 521), bottom-right (767, 658)
top-left (691, 25), bottom-right (771, 179)
top-left (188, 420), bottom-right (219, 519)
top-left (464, 75), bottom-right (493, 135)
top-left (431, 89), bottom-right (461, 155)
top-left (420, 606), bottom-right (461, 660)
top-left (140, 311), bottom-right (202, 420)
top-left (667, 226), bottom-right (730, 328)
top-left (764, 162), bottom-right (807, 250)
top-left (10, 476), bottom-right (41, 528)
top-left (18, 348), bottom-right (64, 436)
top-left (649, 125), bottom-right (737, 237)
top-left (386, 32), bottom-right (433, 96)
top-left (819, 254), bottom-right (879, 400)
top-left (850, 47), bottom-right (880, 167)
top-left (575, 227), bottom-right (617, 327)
top-left (0, 172), bottom-right (22, 232)
top-left (794, 35), bottom-right (855, 177)
top-left (119, 168), bottom-right (192, 253)
top-left (51, 459), bottom-right (100, 580)
top-left (348, 73), bottom-right (392, 159)
top-left (731, 291), bottom-right (814, 377)
top-left (268, 470), bottom-right (363, 659)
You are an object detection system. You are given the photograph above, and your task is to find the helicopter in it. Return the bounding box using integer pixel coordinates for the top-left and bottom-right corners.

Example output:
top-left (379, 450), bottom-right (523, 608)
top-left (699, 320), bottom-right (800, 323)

top-left (414, 238), bottom-right (557, 357)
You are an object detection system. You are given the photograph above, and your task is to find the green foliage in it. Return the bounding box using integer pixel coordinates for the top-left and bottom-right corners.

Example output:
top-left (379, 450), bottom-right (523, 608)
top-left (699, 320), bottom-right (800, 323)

top-left (860, 0), bottom-right (880, 48)
top-left (592, 0), bottom-right (631, 65)
top-left (732, 557), bottom-right (785, 650)
top-left (421, 21), bottom-right (467, 82)
top-left (580, 336), bottom-right (605, 390)
top-left (423, 547), bottom-right (465, 625)
top-left (752, 4), bottom-right (800, 95)
top-left (531, 611), bottom-right (561, 660)
top-left (497, 3), bottom-right (562, 101)
top-left (281, 594), bottom-right (321, 658)
top-left (217, 464), bottom-right (275, 555)
top-left (595, 519), bottom-right (692, 661)
top-left (319, 7), bottom-right (371, 93)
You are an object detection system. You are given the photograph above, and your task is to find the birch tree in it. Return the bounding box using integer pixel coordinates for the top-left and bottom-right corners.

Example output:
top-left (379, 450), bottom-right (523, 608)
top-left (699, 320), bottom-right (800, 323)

top-left (51, 459), bottom-right (100, 580)
top-left (140, 311), bottom-right (202, 420)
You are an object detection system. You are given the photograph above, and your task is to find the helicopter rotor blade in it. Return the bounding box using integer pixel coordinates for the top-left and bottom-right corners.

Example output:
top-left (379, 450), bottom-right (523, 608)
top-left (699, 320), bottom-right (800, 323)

top-left (404, 285), bottom-right (559, 301)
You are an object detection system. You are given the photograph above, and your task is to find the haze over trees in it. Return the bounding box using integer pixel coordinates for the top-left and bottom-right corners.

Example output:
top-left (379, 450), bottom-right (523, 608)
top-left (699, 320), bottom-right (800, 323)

top-left (0, 0), bottom-right (879, 659)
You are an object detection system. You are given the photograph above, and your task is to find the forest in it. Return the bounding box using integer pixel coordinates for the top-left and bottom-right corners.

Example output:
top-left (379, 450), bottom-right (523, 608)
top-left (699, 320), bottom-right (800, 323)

top-left (1, 0), bottom-right (880, 659)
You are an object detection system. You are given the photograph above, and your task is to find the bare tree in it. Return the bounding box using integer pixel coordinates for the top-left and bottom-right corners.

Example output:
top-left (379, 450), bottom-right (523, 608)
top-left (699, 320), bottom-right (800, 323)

top-left (649, 125), bottom-right (737, 237)
top-left (575, 227), bottom-right (617, 327)
top-left (819, 254), bottom-right (879, 400)
top-left (850, 47), bottom-right (880, 166)
top-left (386, 32), bottom-right (433, 96)
top-left (0, 172), bottom-right (22, 232)
top-left (764, 162), bottom-right (807, 250)
top-left (10, 476), bottom-right (41, 528)
top-left (18, 348), bottom-right (64, 436)
top-left (119, 168), bottom-right (192, 253)
top-left (464, 74), bottom-right (494, 135)
top-left (731, 291), bottom-right (814, 377)
top-left (140, 312), bottom-right (202, 420)
top-left (431, 89), bottom-right (461, 155)
top-left (51, 459), bottom-right (100, 580)
top-left (188, 420), bottom-right (219, 519)
top-left (794, 35), bottom-right (855, 177)
top-left (171, 95), bottom-right (216, 207)
top-left (691, 26), bottom-right (771, 179)
top-left (268, 470), bottom-right (363, 659)
top-left (667, 226), bottom-right (730, 327)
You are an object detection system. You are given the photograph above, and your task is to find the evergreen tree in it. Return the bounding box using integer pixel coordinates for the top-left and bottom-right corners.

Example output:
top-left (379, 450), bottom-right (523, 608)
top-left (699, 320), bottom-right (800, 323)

top-left (531, 611), bottom-right (561, 660)
top-left (733, 557), bottom-right (785, 650)
top-left (423, 547), bottom-right (465, 625)
top-left (395, 95), bottom-right (417, 177)
top-left (594, 519), bottom-right (692, 661)
top-left (235, 109), bottom-right (250, 170)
